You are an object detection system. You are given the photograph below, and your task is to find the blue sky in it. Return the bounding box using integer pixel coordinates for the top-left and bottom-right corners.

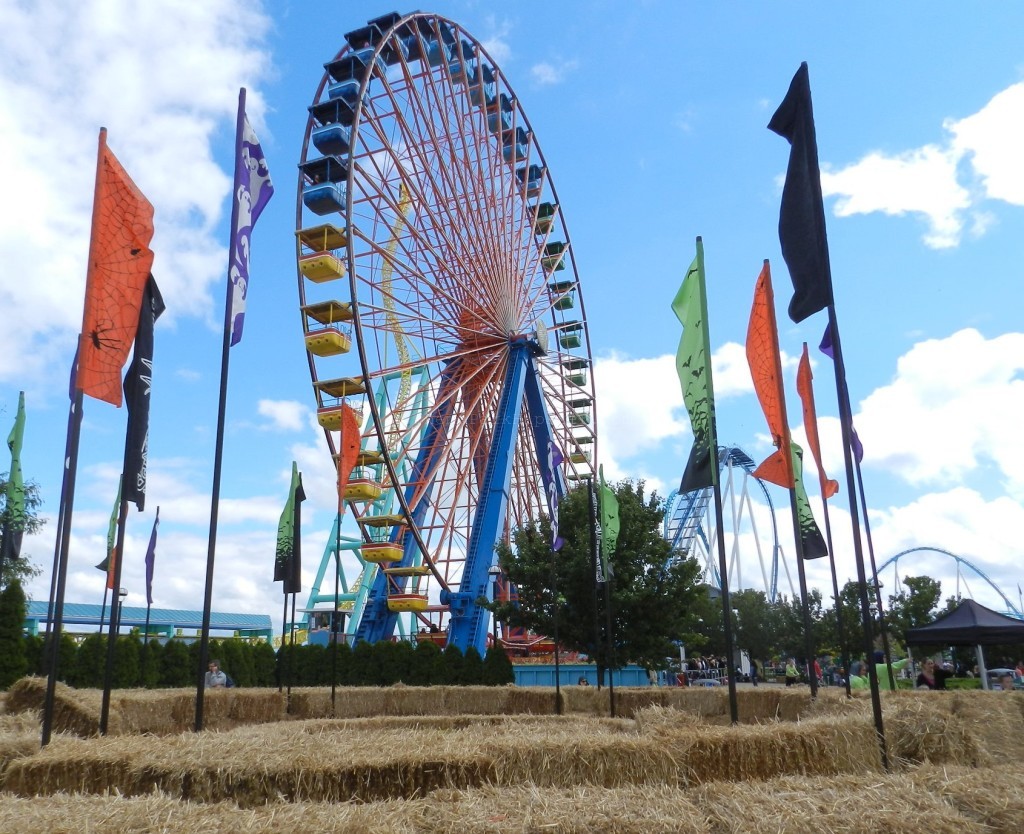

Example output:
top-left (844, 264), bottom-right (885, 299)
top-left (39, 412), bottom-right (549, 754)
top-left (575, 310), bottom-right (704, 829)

top-left (1, 1), bottom-right (1022, 630)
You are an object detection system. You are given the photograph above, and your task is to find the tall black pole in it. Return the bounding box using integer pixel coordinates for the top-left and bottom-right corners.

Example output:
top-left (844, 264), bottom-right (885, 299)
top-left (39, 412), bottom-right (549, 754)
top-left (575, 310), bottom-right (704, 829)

top-left (141, 602), bottom-right (152, 687)
top-left (586, 477), bottom-right (602, 689)
top-left (709, 447), bottom-right (739, 725)
top-left (818, 497), bottom-right (851, 696)
top-left (98, 585), bottom-right (109, 635)
top-left (100, 486), bottom-right (130, 733)
top-left (278, 594), bottom-right (287, 694)
top-left (826, 307), bottom-right (888, 770)
top-left (549, 541), bottom-right (561, 715)
top-left (786, 487), bottom-right (819, 698)
top-left (287, 592), bottom-right (297, 706)
top-left (601, 555), bottom-right (616, 718)
top-left (855, 456), bottom-right (895, 689)
top-left (41, 389), bottom-right (84, 746)
top-left (331, 532), bottom-right (341, 715)
top-left (195, 88), bottom-right (246, 732)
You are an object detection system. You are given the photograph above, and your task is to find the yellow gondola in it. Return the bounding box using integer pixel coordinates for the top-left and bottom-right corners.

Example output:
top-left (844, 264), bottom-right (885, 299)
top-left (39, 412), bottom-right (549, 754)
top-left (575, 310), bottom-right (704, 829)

top-left (361, 541), bottom-right (401, 562)
top-left (386, 593), bottom-right (428, 612)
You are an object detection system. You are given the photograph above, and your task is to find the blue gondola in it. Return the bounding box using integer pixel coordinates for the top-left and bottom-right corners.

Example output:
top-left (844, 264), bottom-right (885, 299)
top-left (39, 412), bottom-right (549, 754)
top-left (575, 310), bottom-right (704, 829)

top-left (468, 64), bottom-right (496, 108)
top-left (325, 46), bottom-right (386, 85)
top-left (516, 164), bottom-right (545, 199)
top-left (487, 93), bottom-right (514, 134)
top-left (309, 99), bottom-right (356, 155)
top-left (502, 127), bottom-right (529, 163)
top-left (448, 39), bottom-right (476, 81)
top-left (300, 155), bottom-right (348, 216)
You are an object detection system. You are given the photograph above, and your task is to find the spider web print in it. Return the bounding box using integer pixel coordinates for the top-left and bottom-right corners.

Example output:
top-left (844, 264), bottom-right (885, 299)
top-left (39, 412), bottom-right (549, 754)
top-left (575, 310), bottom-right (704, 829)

top-left (745, 261), bottom-right (794, 489)
top-left (77, 140), bottom-right (155, 407)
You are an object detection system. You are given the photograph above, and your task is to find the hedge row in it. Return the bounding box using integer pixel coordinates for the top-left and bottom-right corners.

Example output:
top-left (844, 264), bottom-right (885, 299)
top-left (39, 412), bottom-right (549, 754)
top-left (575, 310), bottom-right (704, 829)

top-left (13, 633), bottom-right (516, 690)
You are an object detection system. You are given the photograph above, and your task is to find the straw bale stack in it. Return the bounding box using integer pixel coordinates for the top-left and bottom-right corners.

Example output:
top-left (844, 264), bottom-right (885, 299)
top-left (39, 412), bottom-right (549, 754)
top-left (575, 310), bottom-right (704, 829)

top-left (947, 691), bottom-right (1024, 763)
top-left (883, 695), bottom-right (982, 768)
top-left (670, 714), bottom-right (883, 783)
top-left (0, 710), bottom-right (42, 775)
top-left (907, 763), bottom-right (1024, 834)
top-left (558, 683), bottom-right (609, 715)
top-left (5, 676), bottom-right (115, 737)
top-left (694, 770), bottom-right (984, 834)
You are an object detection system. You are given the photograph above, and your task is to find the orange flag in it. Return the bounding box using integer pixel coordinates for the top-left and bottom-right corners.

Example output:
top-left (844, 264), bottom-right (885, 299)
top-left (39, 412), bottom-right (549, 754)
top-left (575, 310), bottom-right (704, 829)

top-left (745, 261), bottom-right (793, 488)
top-left (336, 403), bottom-right (362, 502)
top-left (796, 344), bottom-right (839, 499)
top-left (77, 130), bottom-right (155, 406)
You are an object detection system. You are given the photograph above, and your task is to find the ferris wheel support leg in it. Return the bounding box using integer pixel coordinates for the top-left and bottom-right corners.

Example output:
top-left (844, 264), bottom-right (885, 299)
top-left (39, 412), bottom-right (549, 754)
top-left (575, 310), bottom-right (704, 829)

top-left (355, 370), bottom-right (459, 645)
top-left (444, 342), bottom-right (532, 655)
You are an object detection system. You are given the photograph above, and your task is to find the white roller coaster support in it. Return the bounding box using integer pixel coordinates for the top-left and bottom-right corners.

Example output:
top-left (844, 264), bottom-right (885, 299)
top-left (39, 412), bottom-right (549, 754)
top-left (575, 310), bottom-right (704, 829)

top-left (727, 459), bottom-right (742, 591)
top-left (743, 481), bottom-right (773, 596)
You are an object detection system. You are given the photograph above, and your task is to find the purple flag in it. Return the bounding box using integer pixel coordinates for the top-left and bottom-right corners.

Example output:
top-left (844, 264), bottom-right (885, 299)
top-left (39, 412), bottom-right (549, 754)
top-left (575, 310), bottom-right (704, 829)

top-left (229, 99), bottom-right (274, 347)
top-left (542, 440), bottom-right (565, 551)
top-left (144, 507), bottom-right (159, 606)
top-left (819, 325), bottom-right (864, 463)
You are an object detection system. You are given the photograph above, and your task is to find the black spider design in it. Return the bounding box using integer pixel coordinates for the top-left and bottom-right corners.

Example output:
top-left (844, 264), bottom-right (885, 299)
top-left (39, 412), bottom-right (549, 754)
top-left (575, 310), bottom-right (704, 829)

top-left (88, 320), bottom-right (119, 351)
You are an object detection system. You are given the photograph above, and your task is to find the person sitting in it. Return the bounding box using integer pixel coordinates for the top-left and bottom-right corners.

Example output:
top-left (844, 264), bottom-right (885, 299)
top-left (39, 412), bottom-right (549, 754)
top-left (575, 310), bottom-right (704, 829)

top-left (999, 673), bottom-right (1016, 691)
top-left (915, 658), bottom-right (954, 690)
top-left (205, 659), bottom-right (228, 689)
top-left (577, 676), bottom-right (590, 686)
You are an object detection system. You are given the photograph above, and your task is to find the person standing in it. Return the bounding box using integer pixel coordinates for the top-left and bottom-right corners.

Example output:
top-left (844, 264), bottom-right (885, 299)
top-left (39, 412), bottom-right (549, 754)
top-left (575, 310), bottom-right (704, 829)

top-left (785, 658), bottom-right (799, 687)
top-left (915, 659), bottom-right (954, 690)
top-left (205, 660), bottom-right (228, 689)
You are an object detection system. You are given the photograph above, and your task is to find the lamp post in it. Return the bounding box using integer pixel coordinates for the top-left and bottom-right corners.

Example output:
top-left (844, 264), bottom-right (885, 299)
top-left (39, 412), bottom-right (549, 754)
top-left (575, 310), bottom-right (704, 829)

top-left (117, 587), bottom-right (128, 633)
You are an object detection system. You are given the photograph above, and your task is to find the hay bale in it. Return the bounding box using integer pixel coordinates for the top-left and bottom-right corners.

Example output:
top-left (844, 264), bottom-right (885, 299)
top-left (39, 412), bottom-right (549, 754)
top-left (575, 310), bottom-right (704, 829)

top-left (884, 695), bottom-right (981, 768)
top-left (674, 714), bottom-right (882, 783)
top-left (948, 691), bottom-right (1024, 763)
top-left (560, 683), bottom-right (609, 716)
top-left (695, 769), bottom-right (983, 833)
top-left (612, 687), bottom-right (669, 718)
top-left (4, 676), bottom-right (111, 737)
top-left (503, 685), bottom-right (558, 715)
top-left (909, 763), bottom-right (1024, 834)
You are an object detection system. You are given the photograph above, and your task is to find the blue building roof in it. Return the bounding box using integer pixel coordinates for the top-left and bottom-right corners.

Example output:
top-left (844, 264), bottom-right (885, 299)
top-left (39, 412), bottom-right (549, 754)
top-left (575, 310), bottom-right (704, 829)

top-left (25, 601), bottom-right (272, 635)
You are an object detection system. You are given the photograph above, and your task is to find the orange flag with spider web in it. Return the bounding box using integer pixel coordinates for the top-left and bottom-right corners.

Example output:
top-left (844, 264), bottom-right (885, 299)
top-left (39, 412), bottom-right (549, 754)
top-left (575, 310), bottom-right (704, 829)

top-left (745, 261), bottom-right (794, 488)
top-left (336, 403), bottom-right (362, 504)
top-left (77, 129), bottom-right (155, 406)
top-left (796, 344), bottom-right (839, 499)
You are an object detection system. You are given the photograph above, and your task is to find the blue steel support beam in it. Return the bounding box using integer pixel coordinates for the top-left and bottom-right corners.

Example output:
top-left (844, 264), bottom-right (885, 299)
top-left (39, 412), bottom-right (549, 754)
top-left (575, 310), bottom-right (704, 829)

top-left (354, 366), bottom-right (459, 644)
top-left (443, 342), bottom-right (532, 653)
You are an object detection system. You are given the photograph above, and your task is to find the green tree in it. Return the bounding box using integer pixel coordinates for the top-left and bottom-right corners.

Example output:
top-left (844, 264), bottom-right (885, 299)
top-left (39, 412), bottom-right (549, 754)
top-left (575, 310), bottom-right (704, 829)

top-left (252, 640), bottom-right (278, 686)
top-left (159, 638), bottom-right (191, 687)
top-left (461, 645), bottom-right (484, 684)
top-left (491, 479), bottom-right (703, 676)
top-left (139, 639), bottom-right (161, 688)
top-left (73, 633), bottom-right (106, 688)
top-left (481, 644), bottom-right (515, 685)
top-left (441, 644), bottom-right (465, 685)
top-left (113, 635), bottom-right (140, 688)
top-left (0, 579), bottom-right (28, 688)
top-left (887, 575), bottom-right (942, 649)
top-left (409, 639), bottom-right (444, 685)
top-left (0, 477), bottom-right (45, 588)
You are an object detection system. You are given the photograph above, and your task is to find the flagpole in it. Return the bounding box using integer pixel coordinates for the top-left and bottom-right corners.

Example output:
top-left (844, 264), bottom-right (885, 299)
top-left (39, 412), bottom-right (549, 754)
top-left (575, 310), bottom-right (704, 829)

top-left (587, 477), bottom-right (603, 691)
top-left (331, 481), bottom-right (342, 714)
top-left (549, 540), bottom-right (562, 715)
top-left (98, 586), bottom-right (109, 636)
top-left (709, 453), bottom-right (739, 724)
top-left (826, 308), bottom-right (888, 769)
top-left (817, 497), bottom-right (851, 695)
top-left (195, 87), bottom-right (247, 732)
top-left (278, 594), bottom-right (287, 693)
top-left (854, 458), bottom-right (895, 688)
top-left (601, 555), bottom-right (616, 718)
top-left (99, 496), bottom-right (130, 734)
top-left (42, 128), bottom-right (110, 746)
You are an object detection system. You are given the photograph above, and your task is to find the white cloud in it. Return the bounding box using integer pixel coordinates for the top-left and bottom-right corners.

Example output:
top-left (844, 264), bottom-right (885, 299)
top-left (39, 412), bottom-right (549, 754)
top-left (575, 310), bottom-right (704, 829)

top-left (0, 0), bottom-right (272, 384)
top-left (947, 82), bottom-right (1024, 206)
top-left (822, 146), bottom-right (969, 249)
top-left (853, 329), bottom-right (1024, 497)
top-left (530, 59), bottom-right (579, 87)
top-left (480, 16), bottom-right (513, 65)
top-left (819, 81), bottom-right (1024, 249)
top-left (257, 399), bottom-right (308, 432)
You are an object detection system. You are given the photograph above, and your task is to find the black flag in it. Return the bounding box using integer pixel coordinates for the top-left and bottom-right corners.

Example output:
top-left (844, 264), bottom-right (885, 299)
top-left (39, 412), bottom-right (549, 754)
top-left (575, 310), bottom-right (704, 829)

top-left (122, 275), bottom-right (165, 510)
top-left (768, 62), bottom-right (833, 324)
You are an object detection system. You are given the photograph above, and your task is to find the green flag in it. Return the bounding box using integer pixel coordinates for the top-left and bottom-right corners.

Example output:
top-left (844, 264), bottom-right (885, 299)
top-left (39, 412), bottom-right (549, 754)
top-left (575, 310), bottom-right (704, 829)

top-left (598, 465), bottom-right (619, 582)
top-left (672, 238), bottom-right (718, 492)
top-left (95, 478), bottom-right (122, 591)
top-left (791, 442), bottom-right (827, 560)
top-left (2, 392), bottom-right (26, 562)
top-left (274, 462), bottom-right (305, 594)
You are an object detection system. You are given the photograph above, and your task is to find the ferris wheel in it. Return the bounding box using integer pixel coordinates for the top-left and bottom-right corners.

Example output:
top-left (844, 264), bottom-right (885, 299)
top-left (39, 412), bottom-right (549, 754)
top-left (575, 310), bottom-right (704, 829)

top-left (663, 446), bottom-right (789, 603)
top-left (295, 12), bottom-right (596, 655)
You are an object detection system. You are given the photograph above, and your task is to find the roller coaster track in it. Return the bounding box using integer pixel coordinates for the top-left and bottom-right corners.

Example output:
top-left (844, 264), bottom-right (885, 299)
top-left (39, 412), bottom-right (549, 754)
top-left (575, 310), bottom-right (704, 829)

top-left (878, 546), bottom-right (1022, 618)
top-left (663, 446), bottom-right (784, 602)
